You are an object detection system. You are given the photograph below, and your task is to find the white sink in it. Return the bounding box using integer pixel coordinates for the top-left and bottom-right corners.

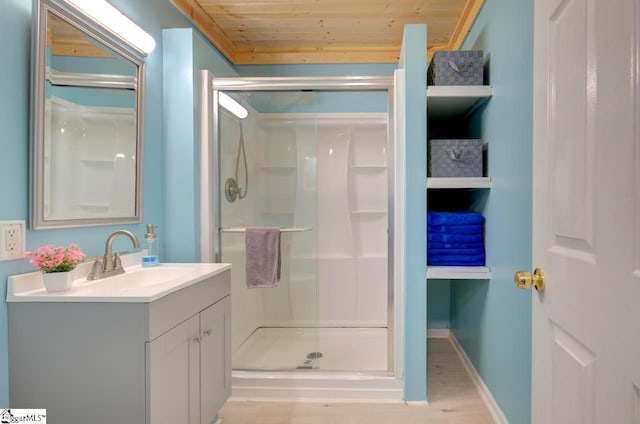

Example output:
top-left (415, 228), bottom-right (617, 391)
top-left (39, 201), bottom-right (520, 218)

top-left (95, 265), bottom-right (194, 288)
top-left (6, 252), bottom-right (231, 303)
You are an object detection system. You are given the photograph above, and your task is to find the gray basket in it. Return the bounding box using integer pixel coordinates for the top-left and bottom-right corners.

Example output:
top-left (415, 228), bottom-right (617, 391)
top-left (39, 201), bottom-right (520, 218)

top-left (428, 51), bottom-right (484, 86)
top-left (428, 139), bottom-right (483, 177)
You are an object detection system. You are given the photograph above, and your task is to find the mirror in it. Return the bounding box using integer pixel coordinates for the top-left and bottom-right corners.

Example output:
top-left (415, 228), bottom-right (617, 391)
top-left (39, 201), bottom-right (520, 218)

top-left (31, 0), bottom-right (146, 229)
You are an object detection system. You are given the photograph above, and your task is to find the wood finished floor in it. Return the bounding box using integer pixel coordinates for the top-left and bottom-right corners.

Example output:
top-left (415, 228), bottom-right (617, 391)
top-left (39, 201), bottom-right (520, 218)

top-left (219, 338), bottom-right (497, 424)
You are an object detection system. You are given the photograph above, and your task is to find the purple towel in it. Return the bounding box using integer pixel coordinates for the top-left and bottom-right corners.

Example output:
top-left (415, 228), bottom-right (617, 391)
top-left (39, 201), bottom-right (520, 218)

top-left (245, 227), bottom-right (281, 288)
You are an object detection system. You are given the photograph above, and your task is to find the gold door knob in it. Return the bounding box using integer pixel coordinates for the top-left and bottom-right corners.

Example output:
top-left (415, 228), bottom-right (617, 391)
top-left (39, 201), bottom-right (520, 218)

top-left (514, 268), bottom-right (545, 292)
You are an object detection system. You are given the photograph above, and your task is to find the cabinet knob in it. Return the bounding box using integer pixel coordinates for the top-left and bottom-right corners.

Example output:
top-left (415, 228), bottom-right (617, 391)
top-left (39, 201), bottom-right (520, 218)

top-left (193, 335), bottom-right (203, 344)
top-left (204, 328), bottom-right (213, 337)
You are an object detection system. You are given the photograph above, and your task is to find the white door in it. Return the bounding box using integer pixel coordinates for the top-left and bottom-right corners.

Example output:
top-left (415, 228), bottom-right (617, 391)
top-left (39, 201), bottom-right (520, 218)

top-left (530, 0), bottom-right (640, 422)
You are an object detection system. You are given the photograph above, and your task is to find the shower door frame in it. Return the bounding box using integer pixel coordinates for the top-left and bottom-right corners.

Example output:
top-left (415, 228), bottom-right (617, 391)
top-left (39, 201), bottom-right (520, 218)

top-left (199, 72), bottom-right (398, 376)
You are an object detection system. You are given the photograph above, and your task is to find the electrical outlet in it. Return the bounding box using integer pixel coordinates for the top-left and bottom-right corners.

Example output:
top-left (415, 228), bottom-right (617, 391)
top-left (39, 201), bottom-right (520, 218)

top-left (0, 220), bottom-right (26, 261)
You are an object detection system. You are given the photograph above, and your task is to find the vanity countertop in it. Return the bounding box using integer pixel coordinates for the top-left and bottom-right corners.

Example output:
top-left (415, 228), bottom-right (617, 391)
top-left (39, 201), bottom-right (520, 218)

top-left (7, 255), bottom-right (231, 303)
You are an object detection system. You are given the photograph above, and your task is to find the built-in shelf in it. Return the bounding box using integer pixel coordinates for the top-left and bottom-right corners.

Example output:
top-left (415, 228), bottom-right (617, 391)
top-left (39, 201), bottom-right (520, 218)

top-left (427, 85), bottom-right (492, 119)
top-left (427, 177), bottom-right (492, 189)
top-left (426, 266), bottom-right (491, 280)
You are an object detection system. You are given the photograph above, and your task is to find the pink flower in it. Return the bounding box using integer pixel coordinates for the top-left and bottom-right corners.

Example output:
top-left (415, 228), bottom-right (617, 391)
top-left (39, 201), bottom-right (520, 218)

top-left (27, 243), bottom-right (86, 273)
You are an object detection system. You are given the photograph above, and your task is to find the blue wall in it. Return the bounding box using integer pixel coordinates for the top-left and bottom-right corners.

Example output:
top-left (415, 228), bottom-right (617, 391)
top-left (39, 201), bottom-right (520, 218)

top-left (449, 0), bottom-right (533, 423)
top-left (162, 28), bottom-right (238, 262)
top-left (0, 0), bottom-right (227, 405)
top-left (398, 24), bottom-right (428, 401)
top-left (427, 279), bottom-right (450, 329)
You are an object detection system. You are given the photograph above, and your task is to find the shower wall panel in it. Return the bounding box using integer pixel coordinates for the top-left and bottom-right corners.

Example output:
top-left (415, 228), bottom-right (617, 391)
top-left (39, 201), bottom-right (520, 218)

top-left (258, 114), bottom-right (388, 328)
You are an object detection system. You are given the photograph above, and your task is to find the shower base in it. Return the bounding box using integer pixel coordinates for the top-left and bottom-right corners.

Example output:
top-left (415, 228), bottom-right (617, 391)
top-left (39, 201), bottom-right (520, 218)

top-left (233, 327), bottom-right (387, 371)
top-left (231, 327), bottom-right (402, 402)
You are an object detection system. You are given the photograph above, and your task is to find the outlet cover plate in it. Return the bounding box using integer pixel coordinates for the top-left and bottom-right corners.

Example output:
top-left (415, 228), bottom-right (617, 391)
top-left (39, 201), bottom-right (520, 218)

top-left (0, 220), bottom-right (26, 261)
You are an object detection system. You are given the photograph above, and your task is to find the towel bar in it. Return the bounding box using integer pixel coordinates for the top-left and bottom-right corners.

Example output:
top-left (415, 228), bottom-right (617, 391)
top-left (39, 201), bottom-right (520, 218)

top-left (220, 227), bottom-right (312, 233)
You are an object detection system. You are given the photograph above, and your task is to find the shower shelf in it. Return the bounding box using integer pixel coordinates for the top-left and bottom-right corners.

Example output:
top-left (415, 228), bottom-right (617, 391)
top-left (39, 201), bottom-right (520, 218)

top-left (349, 164), bottom-right (387, 169)
top-left (220, 227), bottom-right (312, 233)
top-left (260, 165), bottom-right (296, 170)
top-left (77, 202), bottom-right (110, 210)
top-left (426, 266), bottom-right (491, 280)
top-left (259, 211), bottom-right (296, 216)
top-left (350, 210), bottom-right (386, 215)
top-left (80, 158), bottom-right (114, 166)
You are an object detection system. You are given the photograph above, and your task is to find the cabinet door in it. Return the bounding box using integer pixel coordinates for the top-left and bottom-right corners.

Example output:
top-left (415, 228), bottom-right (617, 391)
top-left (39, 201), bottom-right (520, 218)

top-left (199, 296), bottom-right (231, 423)
top-left (147, 314), bottom-right (201, 424)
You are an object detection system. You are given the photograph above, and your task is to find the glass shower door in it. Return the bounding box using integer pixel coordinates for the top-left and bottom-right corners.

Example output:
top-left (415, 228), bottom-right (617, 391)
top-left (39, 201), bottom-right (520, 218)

top-left (217, 90), bottom-right (319, 371)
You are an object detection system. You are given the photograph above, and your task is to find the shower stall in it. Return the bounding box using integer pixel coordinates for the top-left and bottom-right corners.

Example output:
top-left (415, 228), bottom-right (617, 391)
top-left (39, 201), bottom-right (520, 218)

top-left (199, 73), bottom-right (403, 400)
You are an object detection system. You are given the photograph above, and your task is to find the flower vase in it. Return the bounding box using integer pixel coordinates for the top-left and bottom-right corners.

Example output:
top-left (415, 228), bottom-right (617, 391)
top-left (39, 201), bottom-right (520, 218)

top-left (42, 271), bottom-right (73, 293)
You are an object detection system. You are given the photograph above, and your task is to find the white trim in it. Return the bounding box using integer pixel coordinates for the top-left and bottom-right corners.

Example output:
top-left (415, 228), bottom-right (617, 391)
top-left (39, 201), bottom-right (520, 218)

top-left (199, 70), bottom-right (214, 263)
top-left (450, 333), bottom-right (508, 424)
top-left (257, 112), bottom-right (388, 122)
top-left (393, 69), bottom-right (406, 380)
top-left (231, 370), bottom-right (404, 403)
top-left (426, 328), bottom-right (451, 338)
top-left (405, 400), bottom-right (430, 406)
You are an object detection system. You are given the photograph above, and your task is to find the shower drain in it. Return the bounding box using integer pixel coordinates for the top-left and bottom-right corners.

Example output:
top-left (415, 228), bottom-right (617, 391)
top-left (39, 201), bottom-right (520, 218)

top-left (306, 352), bottom-right (323, 360)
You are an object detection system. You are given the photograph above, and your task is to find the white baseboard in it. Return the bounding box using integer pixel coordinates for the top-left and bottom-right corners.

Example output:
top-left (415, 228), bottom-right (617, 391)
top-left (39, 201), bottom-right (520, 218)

top-left (427, 328), bottom-right (451, 338)
top-left (405, 400), bottom-right (430, 406)
top-left (449, 333), bottom-right (509, 424)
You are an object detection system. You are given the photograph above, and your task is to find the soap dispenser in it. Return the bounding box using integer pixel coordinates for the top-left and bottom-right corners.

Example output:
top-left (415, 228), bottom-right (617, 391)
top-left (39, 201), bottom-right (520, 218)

top-left (142, 224), bottom-right (159, 267)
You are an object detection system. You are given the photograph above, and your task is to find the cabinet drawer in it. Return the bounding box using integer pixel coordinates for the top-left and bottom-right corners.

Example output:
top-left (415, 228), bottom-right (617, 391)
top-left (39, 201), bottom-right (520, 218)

top-left (145, 270), bottom-right (230, 342)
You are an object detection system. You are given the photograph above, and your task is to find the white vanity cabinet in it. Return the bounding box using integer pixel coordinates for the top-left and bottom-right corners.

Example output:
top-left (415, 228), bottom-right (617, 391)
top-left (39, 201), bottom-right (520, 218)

top-left (7, 264), bottom-right (231, 424)
top-left (148, 296), bottom-right (231, 424)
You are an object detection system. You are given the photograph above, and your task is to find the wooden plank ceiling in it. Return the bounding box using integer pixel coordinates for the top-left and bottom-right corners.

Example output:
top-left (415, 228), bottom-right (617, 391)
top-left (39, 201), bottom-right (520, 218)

top-left (48, 13), bottom-right (112, 58)
top-left (170, 0), bottom-right (484, 64)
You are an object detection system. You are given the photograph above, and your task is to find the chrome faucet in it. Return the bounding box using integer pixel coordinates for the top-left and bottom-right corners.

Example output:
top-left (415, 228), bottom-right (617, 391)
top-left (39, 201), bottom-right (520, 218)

top-left (88, 230), bottom-right (140, 280)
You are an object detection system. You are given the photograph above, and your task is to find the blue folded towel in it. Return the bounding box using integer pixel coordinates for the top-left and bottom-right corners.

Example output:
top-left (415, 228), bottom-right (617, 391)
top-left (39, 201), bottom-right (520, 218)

top-left (428, 233), bottom-right (483, 243)
top-left (428, 254), bottom-right (485, 266)
top-left (427, 211), bottom-right (484, 226)
top-left (428, 224), bottom-right (483, 234)
top-left (428, 247), bottom-right (485, 256)
top-left (427, 241), bottom-right (484, 249)
top-left (429, 258), bottom-right (485, 266)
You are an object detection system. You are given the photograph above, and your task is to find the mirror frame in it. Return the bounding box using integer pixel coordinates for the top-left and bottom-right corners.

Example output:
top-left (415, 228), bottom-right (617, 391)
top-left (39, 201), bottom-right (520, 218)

top-left (30, 0), bottom-right (146, 229)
